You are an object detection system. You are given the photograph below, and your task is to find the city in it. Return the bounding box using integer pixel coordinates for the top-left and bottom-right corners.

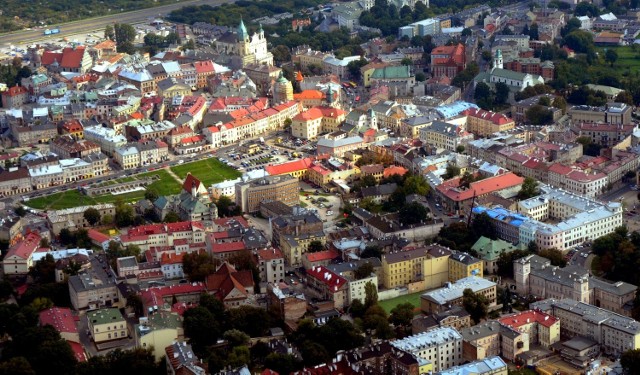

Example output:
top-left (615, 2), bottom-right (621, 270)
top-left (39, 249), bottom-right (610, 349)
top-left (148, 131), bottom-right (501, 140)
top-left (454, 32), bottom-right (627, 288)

top-left (1, 0), bottom-right (640, 374)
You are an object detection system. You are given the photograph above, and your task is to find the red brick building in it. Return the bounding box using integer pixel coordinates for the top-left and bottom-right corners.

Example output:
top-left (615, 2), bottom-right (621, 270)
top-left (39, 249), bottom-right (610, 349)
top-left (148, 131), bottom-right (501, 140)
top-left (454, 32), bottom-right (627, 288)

top-left (430, 44), bottom-right (466, 79)
top-left (504, 58), bottom-right (555, 81)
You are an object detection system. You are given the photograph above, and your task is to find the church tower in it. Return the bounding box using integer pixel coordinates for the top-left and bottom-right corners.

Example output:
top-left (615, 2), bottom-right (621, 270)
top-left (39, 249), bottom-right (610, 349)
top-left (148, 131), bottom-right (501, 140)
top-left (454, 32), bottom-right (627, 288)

top-left (237, 18), bottom-right (249, 43)
top-left (494, 49), bottom-right (503, 70)
top-left (324, 84), bottom-right (337, 107)
top-left (273, 71), bottom-right (293, 104)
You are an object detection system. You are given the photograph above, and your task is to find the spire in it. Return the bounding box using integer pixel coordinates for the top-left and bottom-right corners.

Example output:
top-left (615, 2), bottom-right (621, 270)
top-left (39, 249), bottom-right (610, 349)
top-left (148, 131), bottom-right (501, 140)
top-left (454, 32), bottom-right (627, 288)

top-left (326, 84), bottom-right (334, 104)
top-left (258, 23), bottom-right (264, 33)
top-left (238, 18), bottom-right (249, 41)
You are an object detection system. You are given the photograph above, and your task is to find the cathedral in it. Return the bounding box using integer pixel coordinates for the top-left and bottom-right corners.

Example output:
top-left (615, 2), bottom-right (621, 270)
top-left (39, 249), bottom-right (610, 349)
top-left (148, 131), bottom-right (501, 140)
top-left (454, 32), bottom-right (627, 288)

top-left (214, 19), bottom-right (274, 68)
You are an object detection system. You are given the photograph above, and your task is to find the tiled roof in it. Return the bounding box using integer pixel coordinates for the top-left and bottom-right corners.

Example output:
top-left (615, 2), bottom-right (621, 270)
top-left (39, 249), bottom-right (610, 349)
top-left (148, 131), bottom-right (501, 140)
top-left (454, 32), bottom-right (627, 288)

top-left (306, 265), bottom-right (348, 291)
top-left (463, 108), bottom-right (514, 125)
top-left (498, 309), bottom-right (559, 328)
top-left (265, 157), bottom-right (314, 176)
top-left (6, 232), bottom-right (40, 260)
top-left (39, 307), bottom-right (78, 334)
top-left (436, 172), bottom-right (524, 202)
top-left (304, 249), bottom-right (340, 262)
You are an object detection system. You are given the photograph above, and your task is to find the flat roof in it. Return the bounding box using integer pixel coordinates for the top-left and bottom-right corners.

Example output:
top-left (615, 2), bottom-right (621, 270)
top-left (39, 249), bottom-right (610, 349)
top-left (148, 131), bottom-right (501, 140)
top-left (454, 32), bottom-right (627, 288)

top-left (422, 276), bottom-right (496, 305)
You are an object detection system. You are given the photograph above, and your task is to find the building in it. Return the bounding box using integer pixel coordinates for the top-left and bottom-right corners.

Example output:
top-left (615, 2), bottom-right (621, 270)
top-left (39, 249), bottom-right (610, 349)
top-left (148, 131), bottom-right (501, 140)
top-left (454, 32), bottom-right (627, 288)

top-left (39, 306), bottom-right (80, 343)
top-left (381, 245), bottom-right (451, 289)
top-left (120, 221), bottom-right (206, 252)
top-left (40, 46), bottom-right (93, 73)
top-left (498, 310), bottom-right (561, 348)
top-left (47, 204), bottom-right (116, 236)
top-left (569, 103), bottom-right (632, 126)
top-left (1, 85), bottom-right (29, 108)
top-left (532, 298), bottom-right (640, 356)
top-left (306, 265), bottom-right (349, 309)
top-left (255, 248), bottom-right (285, 284)
top-left (448, 252), bottom-right (483, 282)
top-left (272, 72), bottom-right (293, 104)
top-left (136, 312), bottom-right (184, 362)
top-left (421, 276), bottom-right (497, 314)
top-left (390, 327), bottom-right (463, 371)
top-left (412, 306), bottom-right (472, 334)
top-left (575, 122), bottom-right (635, 148)
top-left (87, 308), bottom-right (127, 343)
top-left (419, 121), bottom-right (472, 152)
top-left (235, 174), bottom-right (299, 213)
top-left (205, 262), bottom-right (255, 308)
top-left (281, 231), bottom-right (326, 266)
top-left (2, 232), bottom-right (41, 276)
top-left (68, 256), bottom-right (120, 310)
top-left (471, 236), bottom-right (526, 274)
top-left (213, 20), bottom-right (273, 68)
top-left (462, 108), bottom-right (515, 137)
top-left (268, 282), bottom-right (306, 323)
top-left (291, 105), bottom-right (346, 140)
top-left (435, 357), bottom-right (507, 375)
top-left (474, 50), bottom-right (545, 92)
top-left (165, 341), bottom-right (206, 375)
top-left (430, 44), bottom-right (466, 80)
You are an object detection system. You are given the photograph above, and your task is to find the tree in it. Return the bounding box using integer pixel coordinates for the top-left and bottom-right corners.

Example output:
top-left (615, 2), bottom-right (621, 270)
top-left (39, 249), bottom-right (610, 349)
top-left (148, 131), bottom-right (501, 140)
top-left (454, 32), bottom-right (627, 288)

top-left (126, 294), bottom-right (144, 317)
top-left (462, 28), bottom-right (472, 36)
top-left (183, 252), bottom-right (216, 282)
top-left (389, 302), bottom-right (414, 330)
top-left (114, 23), bottom-right (136, 44)
top-left (29, 254), bottom-right (56, 284)
top-left (402, 175), bottom-right (430, 196)
top-left (163, 211), bottom-right (180, 223)
top-left (539, 248), bottom-right (566, 267)
top-left (463, 288), bottom-right (489, 324)
top-left (347, 58), bottom-right (367, 81)
top-left (361, 245), bottom-right (383, 259)
top-left (115, 202), bottom-right (134, 227)
top-left (481, 50), bottom-right (492, 62)
top-left (528, 23), bottom-right (539, 40)
top-left (621, 349), bottom-right (640, 374)
top-left (398, 202), bottom-right (428, 226)
top-left (0, 357), bottom-right (35, 375)
top-left (83, 207), bottom-right (101, 226)
top-left (104, 25), bottom-right (115, 40)
top-left (443, 164), bottom-right (461, 180)
top-left (615, 91), bottom-right (635, 105)
top-left (415, 72), bottom-right (426, 82)
top-left (271, 45), bottom-right (291, 65)
top-left (364, 281), bottom-right (378, 308)
top-left (474, 82), bottom-right (494, 110)
top-left (216, 195), bottom-right (239, 217)
top-left (14, 206), bottom-right (26, 217)
top-left (517, 177), bottom-right (539, 200)
top-left (471, 212), bottom-right (496, 240)
top-left (360, 174), bottom-right (378, 188)
top-left (4, 325), bottom-right (77, 375)
top-left (494, 82), bottom-right (510, 106)
top-left (102, 214), bottom-right (113, 225)
top-left (552, 96), bottom-right (567, 113)
top-left (525, 105), bottom-right (553, 125)
top-left (264, 353), bottom-right (303, 375)
top-left (456, 145), bottom-right (465, 153)
top-left (354, 262), bottom-right (374, 280)
top-left (575, 1), bottom-right (600, 17)
top-left (308, 240), bottom-right (324, 253)
top-left (563, 30), bottom-right (594, 54)
top-left (144, 189), bottom-right (158, 202)
top-left (223, 329), bottom-right (250, 347)
top-left (183, 306), bottom-right (220, 354)
top-left (605, 49), bottom-right (618, 66)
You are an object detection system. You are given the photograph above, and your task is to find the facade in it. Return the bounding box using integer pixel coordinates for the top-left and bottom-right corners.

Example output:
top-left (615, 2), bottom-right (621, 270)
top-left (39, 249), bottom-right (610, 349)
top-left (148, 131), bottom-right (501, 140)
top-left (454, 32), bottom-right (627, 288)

top-left (69, 256), bottom-right (119, 310)
top-left (532, 298), bottom-right (640, 356)
top-left (87, 308), bottom-right (127, 343)
top-left (448, 252), bottom-right (483, 282)
top-left (381, 245), bottom-right (451, 289)
top-left (390, 327), bottom-right (463, 372)
top-left (421, 276), bottom-right (496, 314)
top-left (47, 204), bottom-right (116, 236)
top-left (462, 108), bottom-right (515, 137)
top-left (165, 341), bottom-right (206, 375)
top-left (430, 44), bottom-right (466, 79)
top-left (569, 103), bottom-right (632, 126)
top-left (419, 121), bottom-right (472, 152)
top-left (2, 232), bottom-right (41, 276)
top-left (306, 265), bottom-right (349, 309)
top-left (213, 20), bottom-right (274, 68)
top-left (255, 248), bottom-right (285, 284)
top-left (235, 174), bottom-right (299, 213)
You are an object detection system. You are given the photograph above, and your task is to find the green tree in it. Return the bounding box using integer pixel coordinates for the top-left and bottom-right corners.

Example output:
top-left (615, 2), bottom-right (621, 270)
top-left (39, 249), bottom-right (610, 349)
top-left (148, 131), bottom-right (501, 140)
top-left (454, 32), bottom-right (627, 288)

top-left (443, 163), bottom-right (461, 179)
top-left (83, 207), bottom-right (101, 226)
top-left (415, 72), bottom-right (426, 82)
top-left (271, 45), bottom-right (291, 65)
top-left (496, 249), bottom-right (532, 278)
top-left (471, 212), bottom-right (496, 240)
top-left (481, 50), bottom-right (492, 62)
top-left (517, 177), bottom-right (539, 200)
top-left (401, 57), bottom-right (413, 66)
top-left (354, 262), bottom-right (374, 280)
top-left (494, 82), bottom-right (510, 106)
top-left (474, 82), bottom-right (494, 110)
top-left (264, 353), bottom-right (303, 375)
top-left (525, 105), bottom-right (553, 125)
top-left (463, 288), bottom-right (489, 324)
top-left (605, 49), bottom-right (618, 66)
top-left (126, 294), bottom-right (144, 317)
top-left (223, 329), bottom-right (250, 347)
top-left (29, 254), bottom-right (56, 284)
top-left (364, 281), bottom-right (378, 308)
top-left (14, 206), bottom-right (26, 217)
top-left (4, 325), bottom-right (77, 375)
top-left (0, 357), bottom-right (35, 375)
top-left (575, 1), bottom-right (600, 17)
top-left (361, 245), bottom-right (383, 259)
top-left (615, 91), bottom-right (635, 105)
top-left (183, 252), bottom-right (216, 282)
top-left (389, 302), bottom-right (414, 330)
top-left (101, 214), bottom-right (113, 225)
top-left (552, 96), bottom-right (567, 113)
top-left (539, 248), bottom-right (567, 267)
top-left (402, 175), bottom-right (430, 196)
top-left (360, 174), bottom-right (378, 188)
top-left (115, 202), bottom-right (134, 227)
top-left (183, 306), bottom-right (220, 354)
top-left (104, 24), bottom-right (115, 40)
top-left (621, 349), bottom-right (640, 374)
top-left (163, 211), bottom-right (181, 223)
top-left (308, 240), bottom-right (324, 253)
top-left (398, 202), bottom-right (428, 226)
top-left (144, 189), bottom-right (158, 202)
top-left (215, 195), bottom-right (240, 217)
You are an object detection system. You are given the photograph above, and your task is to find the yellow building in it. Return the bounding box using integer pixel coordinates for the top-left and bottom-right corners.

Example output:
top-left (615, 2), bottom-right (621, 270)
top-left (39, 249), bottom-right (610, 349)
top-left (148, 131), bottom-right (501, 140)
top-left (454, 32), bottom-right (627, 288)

top-left (448, 252), bottom-right (483, 282)
top-left (381, 245), bottom-right (451, 289)
top-left (293, 90), bottom-right (324, 108)
top-left (360, 164), bottom-right (384, 183)
top-left (264, 157), bottom-right (313, 181)
top-left (291, 105), bottom-right (346, 140)
top-left (273, 72), bottom-right (293, 104)
top-left (280, 231), bottom-right (326, 266)
top-left (308, 163), bottom-right (360, 186)
top-left (136, 312), bottom-right (184, 362)
top-left (87, 308), bottom-right (127, 344)
top-left (463, 108), bottom-right (515, 137)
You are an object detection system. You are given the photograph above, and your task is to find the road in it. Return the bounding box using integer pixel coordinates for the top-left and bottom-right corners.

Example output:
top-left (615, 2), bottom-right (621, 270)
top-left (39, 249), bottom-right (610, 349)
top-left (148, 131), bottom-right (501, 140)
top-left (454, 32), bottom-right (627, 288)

top-left (0, 0), bottom-right (235, 46)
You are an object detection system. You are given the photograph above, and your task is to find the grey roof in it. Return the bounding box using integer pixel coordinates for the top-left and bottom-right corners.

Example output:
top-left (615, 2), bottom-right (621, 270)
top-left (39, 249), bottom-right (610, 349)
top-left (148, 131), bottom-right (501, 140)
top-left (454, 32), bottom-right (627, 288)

top-left (422, 276), bottom-right (496, 305)
top-left (326, 258), bottom-right (382, 275)
top-left (449, 252), bottom-right (481, 265)
top-left (361, 183), bottom-right (398, 198)
top-left (589, 278), bottom-right (637, 296)
top-left (382, 244), bottom-right (452, 264)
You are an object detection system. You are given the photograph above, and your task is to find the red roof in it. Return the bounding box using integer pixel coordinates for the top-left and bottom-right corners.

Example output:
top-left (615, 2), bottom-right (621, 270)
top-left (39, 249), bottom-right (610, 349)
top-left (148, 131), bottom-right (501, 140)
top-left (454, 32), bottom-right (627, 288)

top-left (213, 216), bottom-right (249, 228)
top-left (205, 262), bottom-right (254, 300)
top-left (437, 172), bottom-right (524, 202)
top-left (160, 252), bottom-right (186, 265)
top-left (547, 163), bottom-right (573, 175)
top-left (42, 46), bottom-right (87, 69)
top-left (255, 248), bottom-right (284, 261)
top-left (431, 43), bottom-right (465, 66)
top-left (293, 106), bottom-right (346, 122)
top-left (193, 60), bottom-right (215, 74)
top-left (498, 310), bottom-right (559, 328)
top-left (67, 340), bottom-right (87, 362)
top-left (265, 157), bottom-right (314, 176)
top-left (6, 232), bottom-right (41, 260)
top-left (39, 307), bottom-right (78, 334)
top-left (383, 165), bottom-right (408, 178)
top-left (87, 229), bottom-right (111, 244)
top-left (3, 85), bottom-right (28, 97)
top-left (140, 283), bottom-right (206, 309)
top-left (304, 249), bottom-right (339, 262)
top-left (211, 241), bottom-right (246, 254)
top-left (463, 108), bottom-right (514, 125)
top-left (306, 265), bottom-right (348, 292)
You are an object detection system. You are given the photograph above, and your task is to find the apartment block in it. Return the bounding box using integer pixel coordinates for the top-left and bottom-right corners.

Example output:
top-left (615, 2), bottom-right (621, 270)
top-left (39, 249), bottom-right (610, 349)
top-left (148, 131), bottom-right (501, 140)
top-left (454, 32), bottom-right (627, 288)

top-left (435, 357), bottom-right (507, 375)
top-left (448, 252), bottom-right (483, 282)
top-left (390, 327), bottom-right (463, 372)
top-left (381, 245), bottom-right (451, 289)
top-left (569, 103), bottom-right (632, 126)
top-left (462, 108), bottom-right (515, 137)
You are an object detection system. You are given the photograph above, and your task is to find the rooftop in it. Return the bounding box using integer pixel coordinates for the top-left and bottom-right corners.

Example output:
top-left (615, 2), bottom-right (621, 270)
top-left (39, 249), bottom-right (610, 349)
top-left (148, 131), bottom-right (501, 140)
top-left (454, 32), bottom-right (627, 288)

top-left (391, 326), bottom-right (462, 352)
top-left (421, 276), bottom-right (496, 305)
top-left (436, 356), bottom-right (507, 375)
top-left (88, 308), bottom-right (123, 326)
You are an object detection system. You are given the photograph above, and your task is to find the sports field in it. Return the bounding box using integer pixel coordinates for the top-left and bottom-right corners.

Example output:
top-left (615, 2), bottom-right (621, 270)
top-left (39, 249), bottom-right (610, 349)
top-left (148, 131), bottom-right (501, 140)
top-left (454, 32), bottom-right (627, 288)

top-left (170, 158), bottom-right (242, 186)
top-left (379, 292), bottom-right (423, 314)
top-left (598, 45), bottom-right (640, 70)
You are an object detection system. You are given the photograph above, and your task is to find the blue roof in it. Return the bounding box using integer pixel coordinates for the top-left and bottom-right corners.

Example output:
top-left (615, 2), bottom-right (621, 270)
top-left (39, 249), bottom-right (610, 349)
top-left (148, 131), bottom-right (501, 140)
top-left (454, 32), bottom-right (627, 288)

top-left (436, 101), bottom-right (479, 119)
top-left (473, 206), bottom-right (529, 228)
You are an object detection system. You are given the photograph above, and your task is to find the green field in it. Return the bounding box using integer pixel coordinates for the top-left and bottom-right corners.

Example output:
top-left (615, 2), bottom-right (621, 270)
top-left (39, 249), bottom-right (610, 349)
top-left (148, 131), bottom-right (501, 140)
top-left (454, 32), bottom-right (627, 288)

top-left (170, 158), bottom-right (242, 187)
top-left (25, 169), bottom-right (181, 210)
top-left (598, 46), bottom-right (640, 70)
top-left (379, 292), bottom-right (424, 314)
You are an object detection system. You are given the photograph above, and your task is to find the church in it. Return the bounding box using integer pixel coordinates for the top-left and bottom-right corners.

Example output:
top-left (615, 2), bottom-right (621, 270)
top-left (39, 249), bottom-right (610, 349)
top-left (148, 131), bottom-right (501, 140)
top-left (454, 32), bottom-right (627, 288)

top-left (213, 19), bottom-right (274, 68)
top-left (473, 49), bottom-right (544, 92)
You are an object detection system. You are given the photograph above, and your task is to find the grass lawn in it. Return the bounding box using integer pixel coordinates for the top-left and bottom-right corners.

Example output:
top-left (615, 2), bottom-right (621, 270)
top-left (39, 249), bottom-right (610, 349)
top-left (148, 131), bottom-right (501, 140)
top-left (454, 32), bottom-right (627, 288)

top-left (24, 170), bottom-right (182, 210)
top-left (379, 291), bottom-right (424, 314)
top-left (170, 158), bottom-right (241, 186)
top-left (598, 45), bottom-right (640, 70)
